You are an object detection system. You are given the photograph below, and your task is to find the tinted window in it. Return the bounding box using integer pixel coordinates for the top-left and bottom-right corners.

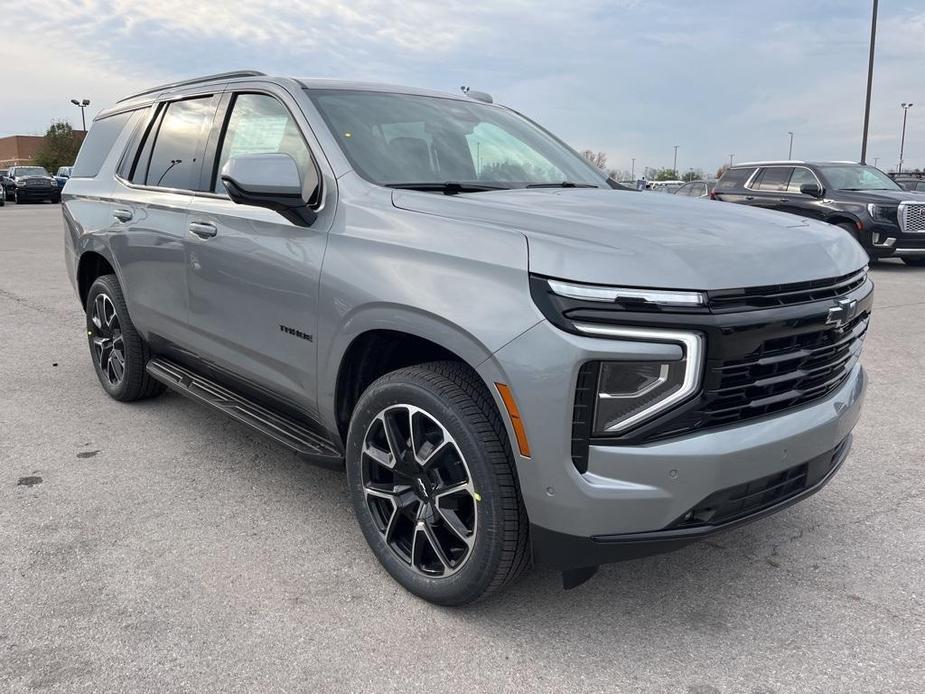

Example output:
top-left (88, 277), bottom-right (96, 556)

top-left (787, 167), bottom-right (817, 193)
top-left (73, 110), bottom-right (138, 178)
top-left (141, 97), bottom-right (214, 190)
top-left (755, 167), bottom-right (792, 191)
top-left (818, 165), bottom-right (901, 191)
top-left (213, 93), bottom-right (312, 193)
top-left (716, 167), bottom-right (756, 191)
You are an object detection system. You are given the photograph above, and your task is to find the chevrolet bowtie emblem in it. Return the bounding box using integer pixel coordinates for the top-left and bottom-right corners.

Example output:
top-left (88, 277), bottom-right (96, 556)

top-left (826, 298), bottom-right (859, 329)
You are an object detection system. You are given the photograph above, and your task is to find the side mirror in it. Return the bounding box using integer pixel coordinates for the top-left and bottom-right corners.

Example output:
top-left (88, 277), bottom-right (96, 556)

top-left (800, 182), bottom-right (823, 197)
top-left (220, 153), bottom-right (319, 226)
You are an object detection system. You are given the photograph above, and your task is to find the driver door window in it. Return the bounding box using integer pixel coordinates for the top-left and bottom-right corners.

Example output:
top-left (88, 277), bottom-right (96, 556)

top-left (213, 93), bottom-right (312, 193)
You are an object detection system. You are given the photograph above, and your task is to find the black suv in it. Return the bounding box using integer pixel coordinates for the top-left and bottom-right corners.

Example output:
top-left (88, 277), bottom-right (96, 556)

top-left (715, 161), bottom-right (925, 266)
top-left (4, 165), bottom-right (61, 204)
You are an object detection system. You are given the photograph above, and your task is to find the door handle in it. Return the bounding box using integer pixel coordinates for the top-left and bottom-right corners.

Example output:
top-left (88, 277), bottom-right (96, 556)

top-left (113, 208), bottom-right (133, 222)
top-left (778, 198), bottom-right (789, 203)
top-left (188, 221), bottom-right (218, 239)
top-left (745, 196), bottom-right (754, 201)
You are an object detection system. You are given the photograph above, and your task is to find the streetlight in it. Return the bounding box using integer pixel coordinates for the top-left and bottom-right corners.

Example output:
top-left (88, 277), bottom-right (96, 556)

top-left (860, 0), bottom-right (878, 163)
top-left (673, 145), bottom-right (679, 177)
top-left (787, 131), bottom-right (794, 159)
top-left (631, 158), bottom-right (635, 179)
top-left (729, 153), bottom-right (734, 167)
top-left (70, 98), bottom-right (91, 131)
top-left (873, 157), bottom-right (880, 169)
top-left (899, 103), bottom-right (914, 174)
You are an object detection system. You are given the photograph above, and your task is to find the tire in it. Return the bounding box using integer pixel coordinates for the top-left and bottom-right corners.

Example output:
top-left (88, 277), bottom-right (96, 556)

top-left (346, 361), bottom-right (529, 605)
top-left (85, 274), bottom-right (165, 402)
top-left (902, 257), bottom-right (925, 267)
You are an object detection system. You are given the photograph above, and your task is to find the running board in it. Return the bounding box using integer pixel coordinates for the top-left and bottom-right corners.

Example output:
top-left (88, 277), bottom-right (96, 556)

top-left (146, 357), bottom-right (343, 467)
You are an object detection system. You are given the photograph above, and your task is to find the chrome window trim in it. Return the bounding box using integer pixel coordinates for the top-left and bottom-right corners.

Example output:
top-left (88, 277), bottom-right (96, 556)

top-left (744, 165), bottom-right (822, 194)
top-left (572, 324), bottom-right (704, 434)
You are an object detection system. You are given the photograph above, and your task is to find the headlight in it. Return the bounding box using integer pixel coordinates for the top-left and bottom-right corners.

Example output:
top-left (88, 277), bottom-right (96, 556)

top-left (548, 279), bottom-right (704, 307)
top-left (574, 324), bottom-right (704, 434)
top-left (867, 203), bottom-right (898, 225)
top-left (15, 180), bottom-right (25, 187)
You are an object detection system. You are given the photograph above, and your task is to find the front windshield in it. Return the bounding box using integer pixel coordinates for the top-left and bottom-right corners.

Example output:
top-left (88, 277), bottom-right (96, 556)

top-left (307, 89), bottom-right (606, 189)
top-left (819, 165), bottom-right (901, 191)
top-left (15, 167), bottom-right (49, 177)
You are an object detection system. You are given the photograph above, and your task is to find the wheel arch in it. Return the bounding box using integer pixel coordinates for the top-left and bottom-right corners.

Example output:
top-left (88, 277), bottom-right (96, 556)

top-left (324, 309), bottom-right (499, 445)
top-left (76, 250), bottom-right (118, 310)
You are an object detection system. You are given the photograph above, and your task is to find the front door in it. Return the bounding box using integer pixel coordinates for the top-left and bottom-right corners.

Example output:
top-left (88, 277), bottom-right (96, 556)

top-left (183, 90), bottom-right (329, 414)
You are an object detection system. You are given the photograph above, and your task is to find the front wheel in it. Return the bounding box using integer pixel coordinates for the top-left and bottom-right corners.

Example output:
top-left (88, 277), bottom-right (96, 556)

top-left (902, 257), bottom-right (925, 267)
top-left (346, 361), bottom-right (529, 605)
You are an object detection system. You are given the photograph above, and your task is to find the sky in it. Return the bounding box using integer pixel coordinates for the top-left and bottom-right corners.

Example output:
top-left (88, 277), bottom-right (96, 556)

top-left (1, 0), bottom-right (922, 176)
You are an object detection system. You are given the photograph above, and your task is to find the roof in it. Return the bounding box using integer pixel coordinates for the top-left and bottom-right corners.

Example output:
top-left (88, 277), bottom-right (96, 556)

top-left (732, 160), bottom-right (861, 167)
top-left (98, 71), bottom-right (483, 120)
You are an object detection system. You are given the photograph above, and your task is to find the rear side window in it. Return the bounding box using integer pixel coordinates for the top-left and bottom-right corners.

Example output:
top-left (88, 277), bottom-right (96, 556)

top-left (134, 96), bottom-right (215, 190)
top-left (72, 110), bottom-right (138, 178)
top-left (716, 167), bottom-right (755, 191)
top-left (754, 167), bottom-right (793, 191)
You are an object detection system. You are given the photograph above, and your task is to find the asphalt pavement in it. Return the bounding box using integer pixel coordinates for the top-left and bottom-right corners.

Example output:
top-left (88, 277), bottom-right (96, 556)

top-left (1, 203), bottom-right (923, 693)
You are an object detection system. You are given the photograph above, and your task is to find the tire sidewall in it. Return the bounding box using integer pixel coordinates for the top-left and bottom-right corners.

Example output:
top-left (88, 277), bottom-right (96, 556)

top-left (346, 374), bottom-right (509, 605)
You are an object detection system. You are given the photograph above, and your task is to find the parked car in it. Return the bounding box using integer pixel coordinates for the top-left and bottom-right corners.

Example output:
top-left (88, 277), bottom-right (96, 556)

top-left (894, 176), bottom-right (925, 193)
top-left (714, 160), bottom-right (925, 266)
top-left (64, 72), bottom-right (871, 604)
top-left (649, 180), bottom-right (685, 193)
top-left (54, 165), bottom-right (74, 188)
top-left (674, 180), bottom-right (716, 198)
top-left (0, 169), bottom-right (14, 201)
top-left (5, 165), bottom-right (61, 203)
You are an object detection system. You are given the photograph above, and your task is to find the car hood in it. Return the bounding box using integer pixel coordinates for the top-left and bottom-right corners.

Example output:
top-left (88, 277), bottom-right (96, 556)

top-left (392, 188), bottom-right (867, 290)
top-left (833, 189), bottom-right (925, 204)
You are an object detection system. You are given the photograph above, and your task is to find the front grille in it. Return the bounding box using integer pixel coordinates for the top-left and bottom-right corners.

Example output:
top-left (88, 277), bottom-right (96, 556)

top-left (900, 202), bottom-right (925, 233)
top-left (686, 312), bottom-right (868, 431)
top-left (707, 269), bottom-right (867, 312)
top-left (668, 437), bottom-right (849, 529)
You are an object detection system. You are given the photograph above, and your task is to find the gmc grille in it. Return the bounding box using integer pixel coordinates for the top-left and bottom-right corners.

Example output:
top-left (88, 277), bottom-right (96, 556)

top-left (900, 202), bottom-right (925, 233)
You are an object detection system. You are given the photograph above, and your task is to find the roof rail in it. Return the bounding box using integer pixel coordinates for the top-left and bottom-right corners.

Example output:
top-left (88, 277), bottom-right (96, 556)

top-left (117, 70), bottom-right (266, 103)
top-left (733, 160), bottom-right (806, 166)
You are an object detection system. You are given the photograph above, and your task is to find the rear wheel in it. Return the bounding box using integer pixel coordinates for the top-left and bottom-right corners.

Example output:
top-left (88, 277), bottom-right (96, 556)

top-left (902, 257), bottom-right (925, 267)
top-left (346, 361), bottom-right (529, 605)
top-left (85, 274), bottom-right (164, 401)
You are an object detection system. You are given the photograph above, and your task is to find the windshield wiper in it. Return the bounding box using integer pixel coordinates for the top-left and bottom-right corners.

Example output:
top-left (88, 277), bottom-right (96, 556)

top-left (525, 181), bottom-right (599, 189)
top-left (384, 182), bottom-right (510, 195)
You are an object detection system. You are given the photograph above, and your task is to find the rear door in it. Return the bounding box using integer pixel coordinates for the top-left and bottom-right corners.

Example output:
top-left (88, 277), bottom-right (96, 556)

top-left (713, 167), bottom-right (757, 204)
top-left (109, 93), bottom-right (220, 346)
top-left (182, 86), bottom-right (331, 413)
top-left (746, 166), bottom-right (794, 212)
top-left (777, 166), bottom-right (827, 221)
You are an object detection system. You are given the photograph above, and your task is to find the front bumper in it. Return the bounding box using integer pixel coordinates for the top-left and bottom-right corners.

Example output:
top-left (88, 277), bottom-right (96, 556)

top-left (865, 221), bottom-right (925, 257)
top-left (479, 319), bottom-right (867, 572)
top-left (14, 186), bottom-right (59, 200)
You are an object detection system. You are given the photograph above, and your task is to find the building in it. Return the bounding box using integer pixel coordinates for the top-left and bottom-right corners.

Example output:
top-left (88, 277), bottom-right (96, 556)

top-left (0, 132), bottom-right (86, 168)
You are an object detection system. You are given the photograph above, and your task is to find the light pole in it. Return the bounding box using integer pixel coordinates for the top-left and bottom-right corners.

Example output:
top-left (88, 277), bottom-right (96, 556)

top-left (787, 131), bottom-right (794, 159)
top-left (673, 145), bottom-right (678, 178)
top-left (70, 98), bottom-right (91, 131)
top-left (899, 103), bottom-right (914, 174)
top-left (631, 158), bottom-right (635, 179)
top-left (873, 156), bottom-right (880, 169)
top-left (729, 153), bottom-right (734, 168)
top-left (860, 0), bottom-right (878, 163)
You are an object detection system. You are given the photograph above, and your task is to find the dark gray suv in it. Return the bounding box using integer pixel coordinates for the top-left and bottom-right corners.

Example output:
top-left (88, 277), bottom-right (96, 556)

top-left (64, 71), bottom-right (871, 604)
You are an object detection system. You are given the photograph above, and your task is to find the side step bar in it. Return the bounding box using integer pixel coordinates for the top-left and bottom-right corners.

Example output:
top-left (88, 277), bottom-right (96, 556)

top-left (146, 357), bottom-right (343, 467)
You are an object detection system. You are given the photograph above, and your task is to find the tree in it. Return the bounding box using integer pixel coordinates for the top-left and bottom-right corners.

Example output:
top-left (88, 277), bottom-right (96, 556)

top-left (715, 164), bottom-right (729, 180)
top-left (653, 168), bottom-right (679, 181)
top-left (33, 121), bottom-right (82, 174)
top-left (682, 169), bottom-right (704, 182)
top-left (580, 150), bottom-right (608, 170)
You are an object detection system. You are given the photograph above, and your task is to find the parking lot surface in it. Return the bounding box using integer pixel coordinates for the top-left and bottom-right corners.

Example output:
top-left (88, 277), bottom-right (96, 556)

top-left (1, 203), bottom-right (923, 693)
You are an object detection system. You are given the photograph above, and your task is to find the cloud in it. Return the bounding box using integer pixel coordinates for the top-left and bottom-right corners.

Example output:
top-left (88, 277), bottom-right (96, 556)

top-left (0, 0), bottom-right (921, 171)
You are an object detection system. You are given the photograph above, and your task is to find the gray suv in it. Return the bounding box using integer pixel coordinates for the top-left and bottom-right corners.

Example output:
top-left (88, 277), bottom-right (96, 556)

top-left (64, 71), bottom-right (871, 605)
